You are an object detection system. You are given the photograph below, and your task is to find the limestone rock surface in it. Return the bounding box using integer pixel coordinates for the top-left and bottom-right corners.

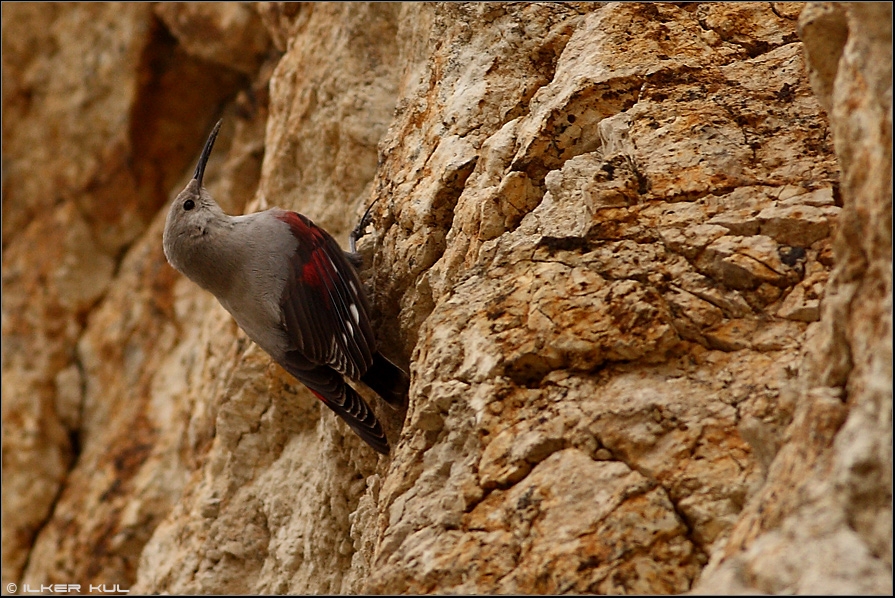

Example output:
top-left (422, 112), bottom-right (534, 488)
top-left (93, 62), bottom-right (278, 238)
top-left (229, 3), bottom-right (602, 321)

top-left (2, 2), bottom-right (890, 595)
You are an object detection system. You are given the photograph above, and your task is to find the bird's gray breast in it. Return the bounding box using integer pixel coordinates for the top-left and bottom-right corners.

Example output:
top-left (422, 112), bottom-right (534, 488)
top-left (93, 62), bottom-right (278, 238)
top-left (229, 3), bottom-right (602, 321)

top-left (216, 214), bottom-right (296, 361)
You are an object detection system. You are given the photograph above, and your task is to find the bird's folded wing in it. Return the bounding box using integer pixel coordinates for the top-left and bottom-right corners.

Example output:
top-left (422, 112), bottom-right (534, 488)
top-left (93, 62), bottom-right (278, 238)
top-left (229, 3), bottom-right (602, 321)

top-left (276, 211), bottom-right (376, 379)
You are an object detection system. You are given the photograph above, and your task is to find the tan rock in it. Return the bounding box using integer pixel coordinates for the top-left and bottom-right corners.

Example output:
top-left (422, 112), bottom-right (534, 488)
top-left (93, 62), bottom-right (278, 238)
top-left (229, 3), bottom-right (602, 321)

top-left (2, 2), bottom-right (889, 595)
top-left (758, 203), bottom-right (831, 246)
top-left (154, 3), bottom-right (272, 75)
top-left (695, 2), bottom-right (893, 593)
top-left (2, 2), bottom-right (255, 589)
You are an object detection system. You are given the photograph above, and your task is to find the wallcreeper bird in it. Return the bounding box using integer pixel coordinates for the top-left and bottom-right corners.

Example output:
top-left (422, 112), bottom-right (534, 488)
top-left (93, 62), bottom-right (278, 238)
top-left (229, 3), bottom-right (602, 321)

top-left (163, 120), bottom-right (408, 454)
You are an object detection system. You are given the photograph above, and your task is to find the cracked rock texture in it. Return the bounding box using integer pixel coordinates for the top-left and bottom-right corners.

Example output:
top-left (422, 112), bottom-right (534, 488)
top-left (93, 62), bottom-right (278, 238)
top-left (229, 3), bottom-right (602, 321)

top-left (2, 2), bottom-right (890, 595)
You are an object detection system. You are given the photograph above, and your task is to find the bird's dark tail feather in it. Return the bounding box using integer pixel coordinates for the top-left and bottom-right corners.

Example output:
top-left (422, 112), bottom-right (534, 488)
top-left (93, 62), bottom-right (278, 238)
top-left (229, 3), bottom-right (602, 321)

top-left (362, 352), bottom-right (410, 408)
top-left (282, 350), bottom-right (391, 455)
top-left (310, 386), bottom-right (390, 455)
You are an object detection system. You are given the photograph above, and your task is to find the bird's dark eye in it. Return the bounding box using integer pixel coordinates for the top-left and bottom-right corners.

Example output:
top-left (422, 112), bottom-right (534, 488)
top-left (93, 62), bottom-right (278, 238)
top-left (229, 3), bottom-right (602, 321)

top-left (183, 199), bottom-right (195, 211)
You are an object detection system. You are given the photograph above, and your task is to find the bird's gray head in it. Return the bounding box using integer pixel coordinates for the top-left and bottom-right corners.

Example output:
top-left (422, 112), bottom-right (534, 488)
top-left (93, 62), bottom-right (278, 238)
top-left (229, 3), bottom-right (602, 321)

top-left (163, 119), bottom-right (229, 275)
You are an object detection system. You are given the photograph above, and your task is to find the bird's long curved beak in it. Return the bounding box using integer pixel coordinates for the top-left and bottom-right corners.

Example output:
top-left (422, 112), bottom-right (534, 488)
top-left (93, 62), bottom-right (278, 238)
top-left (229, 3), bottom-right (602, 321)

top-left (194, 119), bottom-right (223, 188)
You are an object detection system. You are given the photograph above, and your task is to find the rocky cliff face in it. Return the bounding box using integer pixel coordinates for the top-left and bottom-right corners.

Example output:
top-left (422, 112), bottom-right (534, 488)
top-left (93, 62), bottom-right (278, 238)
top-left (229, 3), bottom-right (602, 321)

top-left (2, 3), bottom-right (890, 594)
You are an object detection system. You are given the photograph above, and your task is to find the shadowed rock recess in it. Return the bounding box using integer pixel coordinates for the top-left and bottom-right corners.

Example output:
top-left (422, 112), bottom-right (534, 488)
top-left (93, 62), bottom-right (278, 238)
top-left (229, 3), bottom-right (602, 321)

top-left (2, 3), bottom-right (890, 594)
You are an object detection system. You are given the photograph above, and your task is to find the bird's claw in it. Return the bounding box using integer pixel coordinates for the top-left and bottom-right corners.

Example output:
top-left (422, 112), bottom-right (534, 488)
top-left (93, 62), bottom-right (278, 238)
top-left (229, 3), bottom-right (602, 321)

top-left (349, 197), bottom-right (381, 254)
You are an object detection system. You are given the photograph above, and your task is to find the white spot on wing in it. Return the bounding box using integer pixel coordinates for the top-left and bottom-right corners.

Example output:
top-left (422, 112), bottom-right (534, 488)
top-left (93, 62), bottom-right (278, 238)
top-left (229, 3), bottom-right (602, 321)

top-left (350, 303), bottom-right (360, 324)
